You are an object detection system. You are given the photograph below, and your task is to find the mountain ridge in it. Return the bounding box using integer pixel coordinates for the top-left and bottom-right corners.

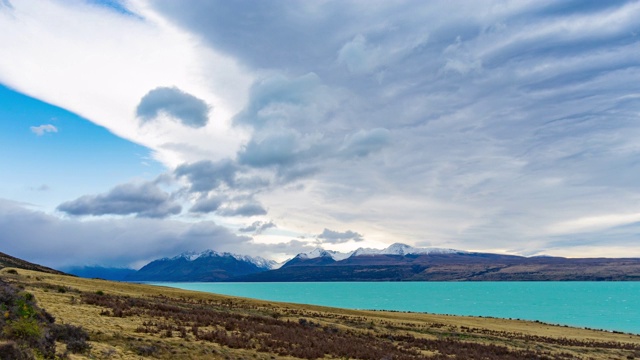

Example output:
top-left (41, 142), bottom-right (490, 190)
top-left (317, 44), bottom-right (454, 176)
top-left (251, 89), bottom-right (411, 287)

top-left (239, 243), bottom-right (640, 282)
top-left (127, 249), bottom-right (276, 282)
top-left (59, 243), bottom-right (640, 282)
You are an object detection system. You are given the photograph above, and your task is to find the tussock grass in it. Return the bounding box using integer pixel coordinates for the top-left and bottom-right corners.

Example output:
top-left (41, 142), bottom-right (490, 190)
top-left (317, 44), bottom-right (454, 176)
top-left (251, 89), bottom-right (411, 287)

top-left (2, 267), bottom-right (640, 359)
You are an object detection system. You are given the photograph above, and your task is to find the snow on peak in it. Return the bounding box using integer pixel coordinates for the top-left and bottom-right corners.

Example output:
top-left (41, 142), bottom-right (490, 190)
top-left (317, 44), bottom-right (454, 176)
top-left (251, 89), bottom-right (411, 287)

top-left (169, 249), bottom-right (277, 269)
top-left (385, 243), bottom-right (415, 255)
top-left (351, 243), bottom-right (463, 257)
top-left (297, 248), bottom-right (354, 261)
top-left (231, 254), bottom-right (279, 270)
top-left (297, 248), bottom-right (328, 259)
top-left (292, 243), bottom-right (462, 261)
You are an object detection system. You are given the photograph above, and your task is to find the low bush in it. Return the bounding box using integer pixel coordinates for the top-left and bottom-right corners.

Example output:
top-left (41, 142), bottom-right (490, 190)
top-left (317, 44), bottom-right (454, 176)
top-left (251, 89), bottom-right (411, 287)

top-left (0, 280), bottom-right (56, 358)
top-left (1, 279), bottom-right (91, 358)
top-left (0, 340), bottom-right (31, 360)
top-left (51, 323), bottom-right (90, 354)
top-left (134, 344), bottom-right (158, 356)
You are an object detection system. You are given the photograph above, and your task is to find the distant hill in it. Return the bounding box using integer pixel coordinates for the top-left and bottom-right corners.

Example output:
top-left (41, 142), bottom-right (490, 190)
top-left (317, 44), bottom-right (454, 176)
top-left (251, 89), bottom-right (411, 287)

top-left (0, 251), bottom-right (67, 275)
top-left (128, 250), bottom-right (277, 282)
top-left (236, 243), bottom-right (640, 282)
top-left (62, 266), bottom-right (137, 281)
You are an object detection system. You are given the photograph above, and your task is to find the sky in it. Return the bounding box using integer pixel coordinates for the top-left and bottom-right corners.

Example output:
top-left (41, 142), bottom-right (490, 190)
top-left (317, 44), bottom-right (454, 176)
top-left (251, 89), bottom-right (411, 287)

top-left (1, 0), bottom-right (640, 269)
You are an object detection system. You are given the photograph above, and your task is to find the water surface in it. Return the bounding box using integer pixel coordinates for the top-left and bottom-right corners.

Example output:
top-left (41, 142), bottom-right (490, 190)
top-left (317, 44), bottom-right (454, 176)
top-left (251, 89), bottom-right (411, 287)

top-left (151, 281), bottom-right (640, 334)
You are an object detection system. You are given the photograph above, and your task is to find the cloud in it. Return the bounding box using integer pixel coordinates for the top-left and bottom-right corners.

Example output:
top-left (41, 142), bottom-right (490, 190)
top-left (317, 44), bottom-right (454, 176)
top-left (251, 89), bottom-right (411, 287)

top-left (340, 128), bottom-right (391, 157)
top-left (217, 201), bottom-right (267, 217)
top-left (547, 212), bottom-right (640, 235)
top-left (230, 239), bottom-right (317, 261)
top-left (57, 181), bottom-right (181, 218)
top-left (149, 1), bottom-right (354, 72)
top-left (1, 0), bottom-right (13, 10)
top-left (442, 36), bottom-right (482, 75)
top-left (239, 220), bottom-right (276, 234)
top-left (4, 1), bottom-right (640, 259)
top-left (136, 86), bottom-right (210, 128)
top-left (0, 0), bottom-right (253, 169)
top-left (30, 124), bottom-right (57, 136)
top-left (233, 73), bottom-right (329, 130)
top-left (231, 72), bottom-right (350, 183)
top-left (0, 198), bottom-right (250, 269)
top-left (337, 34), bottom-right (382, 75)
top-left (189, 194), bottom-right (225, 214)
top-left (237, 131), bottom-right (299, 167)
top-left (317, 228), bottom-right (363, 244)
top-left (174, 159), bottom-right (237, 193)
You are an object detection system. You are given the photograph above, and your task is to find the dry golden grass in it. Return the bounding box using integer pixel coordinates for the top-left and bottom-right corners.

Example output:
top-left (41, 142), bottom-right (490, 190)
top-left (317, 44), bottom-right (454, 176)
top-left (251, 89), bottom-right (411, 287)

top-left (2, 267), bottom-right (639, 360)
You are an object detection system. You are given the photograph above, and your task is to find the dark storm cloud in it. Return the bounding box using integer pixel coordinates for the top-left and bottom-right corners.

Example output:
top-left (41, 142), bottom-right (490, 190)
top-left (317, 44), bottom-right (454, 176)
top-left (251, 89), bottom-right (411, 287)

top-left (174, 159), bottom-right (237, 192)
top-left (136, 86), bottom-right (210, 128)
top-left (317, 228), bottom-right (363, 243)
top-left (0, 198), bottom-right (250, 269)
top-left (57, 181), bottom-right (181, 218)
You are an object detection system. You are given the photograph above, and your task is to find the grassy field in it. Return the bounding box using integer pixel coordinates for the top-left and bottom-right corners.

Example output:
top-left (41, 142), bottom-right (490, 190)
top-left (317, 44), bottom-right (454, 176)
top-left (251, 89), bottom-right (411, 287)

top-left (1, 267), bottom-right (640, 359)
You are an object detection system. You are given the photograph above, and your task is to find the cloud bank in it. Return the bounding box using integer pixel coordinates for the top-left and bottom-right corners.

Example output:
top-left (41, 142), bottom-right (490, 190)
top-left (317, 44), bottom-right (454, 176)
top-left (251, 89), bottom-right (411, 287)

top-left (57, 181), bottom-right (181, 218)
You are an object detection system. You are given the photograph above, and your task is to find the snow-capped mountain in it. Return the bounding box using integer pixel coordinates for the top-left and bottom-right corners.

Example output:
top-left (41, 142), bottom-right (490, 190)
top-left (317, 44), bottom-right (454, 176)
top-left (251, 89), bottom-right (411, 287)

top-left (293, 243), bottom-right (463, 261)
top-left (231, 254), bottom-right (280, 270)
top-left (130, 249), bottom-right (278, 281)
top-left (351, 243), bottom-right (464, 257)
top-left (296, 248), bottom-right (354, 261)
top-left (168, 249), bottom-right (278, 270)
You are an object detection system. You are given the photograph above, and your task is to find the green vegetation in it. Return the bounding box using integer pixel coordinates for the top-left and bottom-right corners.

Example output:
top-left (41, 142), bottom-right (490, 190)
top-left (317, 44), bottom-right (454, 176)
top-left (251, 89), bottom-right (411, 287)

top-left (0, 277), bottom-right (90, 359)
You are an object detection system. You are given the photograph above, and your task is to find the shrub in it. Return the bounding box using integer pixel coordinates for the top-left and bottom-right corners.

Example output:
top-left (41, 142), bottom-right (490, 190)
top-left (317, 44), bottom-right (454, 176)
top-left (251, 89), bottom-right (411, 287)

top-left (6, 269), bottom-right (18, 275)
top-left (134, 344), bottom-right (158, 356)
top-left (3, 318), bottom-right (42, 341)
top-left (0, 340), bottom-right (31, 360)
top-left (0, 280), bottom-right (56, 358)
top-left (51, 323), bottom-right (90, 354)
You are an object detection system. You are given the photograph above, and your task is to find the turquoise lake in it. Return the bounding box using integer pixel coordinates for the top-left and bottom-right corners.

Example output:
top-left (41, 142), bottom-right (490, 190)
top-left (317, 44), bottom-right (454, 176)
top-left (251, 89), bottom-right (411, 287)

top-left (151, 282), bottom-right (640, 334)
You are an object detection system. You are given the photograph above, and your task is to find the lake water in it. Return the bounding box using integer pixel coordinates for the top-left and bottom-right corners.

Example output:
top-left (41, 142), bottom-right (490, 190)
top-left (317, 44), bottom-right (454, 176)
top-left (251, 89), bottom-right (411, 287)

top-left (150, 281), bottom-right (640, 334)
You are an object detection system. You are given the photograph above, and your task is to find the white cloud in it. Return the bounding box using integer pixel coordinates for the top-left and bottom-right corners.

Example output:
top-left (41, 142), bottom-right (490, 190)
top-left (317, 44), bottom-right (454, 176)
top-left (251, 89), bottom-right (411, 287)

top-left (29, 124), bottom-right (57, 136)
top-left (337, 34), bottom-right (383, 75)
top-left (0, 0), bottom-right (253, 167)
top-left (548, 213), bottom-right (640, 235)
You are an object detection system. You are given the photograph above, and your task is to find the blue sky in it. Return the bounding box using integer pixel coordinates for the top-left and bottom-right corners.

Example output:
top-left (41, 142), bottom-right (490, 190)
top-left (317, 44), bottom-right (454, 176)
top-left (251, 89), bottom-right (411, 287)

top-left (1, 0), bottom-right (640, 269)
top-left (0, 85), bottom-right (163, 209)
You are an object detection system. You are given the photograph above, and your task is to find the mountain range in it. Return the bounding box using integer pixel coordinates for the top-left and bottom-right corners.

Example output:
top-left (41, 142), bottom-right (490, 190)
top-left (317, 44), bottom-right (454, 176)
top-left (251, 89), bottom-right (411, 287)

top-left (122, 250), bottom-right (277, 282)
top-left (62, 243), bottom-right (640, 282)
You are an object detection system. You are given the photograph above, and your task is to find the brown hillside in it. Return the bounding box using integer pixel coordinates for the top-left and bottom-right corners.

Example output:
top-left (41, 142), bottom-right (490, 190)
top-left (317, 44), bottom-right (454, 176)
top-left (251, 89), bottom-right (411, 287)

top-left (0, 250), bottom-right (67, 275)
